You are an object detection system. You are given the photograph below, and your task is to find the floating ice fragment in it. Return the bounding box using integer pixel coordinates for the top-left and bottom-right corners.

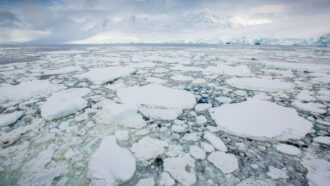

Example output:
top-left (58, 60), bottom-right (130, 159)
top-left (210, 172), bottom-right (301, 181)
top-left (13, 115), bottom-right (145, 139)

top-left (164, 155), bottom-right (196, 186)
top-left (204, 132), bottom-right (227, 152)
top-left (237, 178), bottom-right (270, 186)
top-left (94, 102), bottom-right (146, 129)
top-left (195, 103), bottom-right (212, 112)
top-left (276, 144), bottom-right (301, 156)
top-left (88, 136), bottom-right (136, 186)
top-left (209, 98), bottom-right (313, 141)
top-left (115, 130), bottom-right (129, 141)
top-left (160, 172), bottom-right (175, 186)
top-left (302, 155), bottom-right (330, 186)
top-left (139, 107), bottom-right (182, 120)
top-left (314, 136), bottom-right (330, 145)
top-left (81, 67), bottom-right (136, 84)
top-left (131, 136), bottom-right (168, 161)
top-left (226, 77), bottom-right (294, 92)
top-left (207, 151), bottom-right (239, 174)
top-left (292, 100), bottom-right (326, 114)
top-left (189, 145), bottom-right (206, 159)
top-left (41, 88), bottom-right (90, 121)
top-left (205, 64), bottom-right (251, 76)
top-left (136, 178), bottom-right (155, 186)
top-left (0, 111), bottom-right (24, 127)
top-left (267, 166), bottom-right (288, 179)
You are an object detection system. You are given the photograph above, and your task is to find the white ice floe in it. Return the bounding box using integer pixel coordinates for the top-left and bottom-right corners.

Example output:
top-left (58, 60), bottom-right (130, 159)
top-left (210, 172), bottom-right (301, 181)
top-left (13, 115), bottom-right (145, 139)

top-left (94, 102), bottom-right (146, 129)
top-left (296, 90), bottom-right (315, 102)
top-left (262, 61), bottom-right (330, 73)
top-left (226, 77), bottom-right (294, 92)
top-left (204, 132), bottom-right (227, 152)
top-left (196, 115), bottom-right (207, 124)
top-left (276, 144), bottom-right (301, 156)
top-left (205, 64), bottom-right (251, 76)
top-left (131, 136), bottom-right (168, 161)
top-left (164, 154), bottom-right (196, 186)
top-left (0, 80), bottom-right (63, 102)
top-left (43, 66), bottom-right (81, 75)
top-left (171, 75), bottom-right (193, 81)
top-left (136, 178), bottom-right (155, 186)
top-left (139, 107), bottom-right (182, 120)
top-left (207, 151), bottom-right (239, 174)
top-left (267, 166), bottom-right (288, 179)
top-left (117, 84), bottom-right (196, 109)
top-left (201, 142), bottom-right (215, 153)
top-left (81, 66), bottom-right (135, 84)
top-left (314, 136), bottom-right (330, 145)
top-left (160, 172), bottom-right (175, 186)
top-left (189, 145), bottom-right (206, 160)
top-left (302, 155), bottom-right (330, 186)
top-left (192, 79), bottom-right (207, 84)
top-left (41, 88), bottom-right (90, 121)
top-left (0, 111), bottom-right (24, 127)
top-left (215, 97), bottom-right (232, 104)
top-left (115, 130), bottom-right (129, 141)
top-left (209, 98), bottom-right (313, 141)
top-left (292, 100), bottom-right (326, 114)
top-left (237, 178), bottom-right (270, 186)
top-left (146, 77), bottom-right (166, 84)
top-left (88, 136), bottom-right (136, 186)
top-left (195, 103), bottom-right (212, 112)
top-left (171, 124), bottom-right (187, 132)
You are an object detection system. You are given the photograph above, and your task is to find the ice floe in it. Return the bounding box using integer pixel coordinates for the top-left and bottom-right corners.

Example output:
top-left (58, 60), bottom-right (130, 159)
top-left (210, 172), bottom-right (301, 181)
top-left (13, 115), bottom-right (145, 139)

top-left (267, 166), bottom-right (288, 179)
top-left (131, 136), bottom-right (168, 161)
top-left (209, 98), bottom-right (313, 140)
top-left (189, 145), bottom-right (206, 160)
top-left (0, 111), bottom-right (24, 127)
top-left (88, 136), bottom-right (136, 186)
top-left (276, 144), bottom-right (301, 156)
top-left (204, 132), bottom-right (227, 152)
top-left (313, 136), bottom-right (330, 145)
top-left (81, 67), bottom-right (136, 84)
top-left (302, 155), bottom-right (330, 186)
top-left (164, 154), bottom-right (196, 186)
top-left (226, 77), bottom-right (294, 92)
top-left (41, 88), bottom-right (90, 121)
top-left (136, 178), bottom-right (155, 186)
top-left (94, 101), bottom-right (146, 129)
top-left (207, 151), bottom-right (239, 174)
top-left (292, 100), bottom-right (326, 114)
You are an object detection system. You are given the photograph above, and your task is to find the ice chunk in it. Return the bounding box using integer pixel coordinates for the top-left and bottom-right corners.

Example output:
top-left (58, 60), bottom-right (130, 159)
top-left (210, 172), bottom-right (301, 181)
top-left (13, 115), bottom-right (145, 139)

top-left (205, 64), bottom-right (251, 76)
top-left (88, 136), bottom-right (136, 186)
top-left (171, 124), bottom-right (187, 132)
top-left (201, 142), bottom-right (215, 153)
top-left (81, 67), bottom-right (136, 84)
top-left (296, 90), bottom-right (315, 102)
top-left (196, 115), bottom-right (207, 124)
top-left (226, 77), bottom-right (294, 92)
top-left (171, 75), bottom-right (193, 81)
top-left (131, 136), bottom-right (168, 161)
top-left (267, 166), bottom-right (288, 179)
top-left (195, 103), bottom-right (212, 112)
top-left (115, 130), bottom-right (129, 141)
top-left (314, 136), bottom-right (330, 145)
top-left (41, 88), bottom-right (90, 121)
top-left (292, 100), bottom-right (326, 114)
top-left (209, 98), bottom-right (313, 140)
top-left (207, 151), bottom-right (239, 174)
top-left (0, 80), bottom-right (63, 102)
top-left (139, 107), bottom-right (182, 120)
top-left (0, 111), bottom-right (24, 127)
top-left (204, 132), bottom-right (227, 152)
top-left (43, 66), bottom-right (81, 75)
top-left (302, 155), bottom-right (330, 186)
top-left (276, 144), bottom-right (301, 156)
top-left (117, 84), bottom-right (196, 109)
top-left (94, 102), bottom-right (146, 129)
top-left (160, 172), bottom-right (175, 186)
top-left (189, 145), bottom-right (206, 159)
top-left (237, 178), bottom-right (270, 186)
top-left (164, 155), bottom-right (196, 186)
top-left (136, 178), bottom-right (155, 186)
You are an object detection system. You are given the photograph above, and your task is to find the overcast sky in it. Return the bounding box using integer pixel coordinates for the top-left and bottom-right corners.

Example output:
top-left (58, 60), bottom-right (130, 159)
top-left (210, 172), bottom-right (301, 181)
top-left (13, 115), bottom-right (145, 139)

top-left (0, 0), bottom-right (329, 44)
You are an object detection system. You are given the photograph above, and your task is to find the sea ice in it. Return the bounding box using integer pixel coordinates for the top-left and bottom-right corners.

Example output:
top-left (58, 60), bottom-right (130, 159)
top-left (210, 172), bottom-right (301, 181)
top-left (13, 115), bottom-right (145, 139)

top-left (171, 75), bottom-right (193, 81)
top-left (276, 144), bottom-right (301, 156)
top-left (237, 178), bottom-right (270, 186)
top-left (205, 64), bottom-right (251, 76)
top-left (139, 107), bottom-right (182, 120)
top-left (207, 151), bottom-right (239, 174)
top-left (209, 98), bottom-right (313, 140)
top-left (0, 111), bottom-right (24, 127)
top-left (136, 178), bottom-right (155, 186)
top-left (226, 77), bottom-right (294, 92)
top-left (117, 84), bottom-right (196, 109)
top-left (41, 88), bottom-right (90, 121)
top-left (94, 102), bottom-right (146, 129)
top-left (81, 67), bottom-right (136, 84)
top-left (314, 136), bottom-right (330, 145)
top-left (0, 80), bottom-right (63, 102)
top-left (131, 136), bottom-right (168, 161)
top-left (292, 100), bottom-right (326, 114)
top-left (296, 90), bottom-right (315, 102)
top-left (195, 103), bottom-right (212, 112)
top-left (204, 132), bottom-right (227, 152)
top-left (88, 136), bottom-right (136, 186)
top-left (189, 145), bottom-right (206, 159)
top-left (159, 172), bottom-right (175, 186)
top-left (302, 155), bottom-right (330, 186)
top-left (164, 155), bottom-right (196, 186)
top-left (267, 166), bottom-right (288, 179)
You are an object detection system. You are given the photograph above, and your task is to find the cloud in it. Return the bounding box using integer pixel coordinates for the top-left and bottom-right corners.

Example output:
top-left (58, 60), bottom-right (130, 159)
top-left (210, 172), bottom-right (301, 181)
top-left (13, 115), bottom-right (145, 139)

top-left (0, 0), bottom-right (329, 44)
